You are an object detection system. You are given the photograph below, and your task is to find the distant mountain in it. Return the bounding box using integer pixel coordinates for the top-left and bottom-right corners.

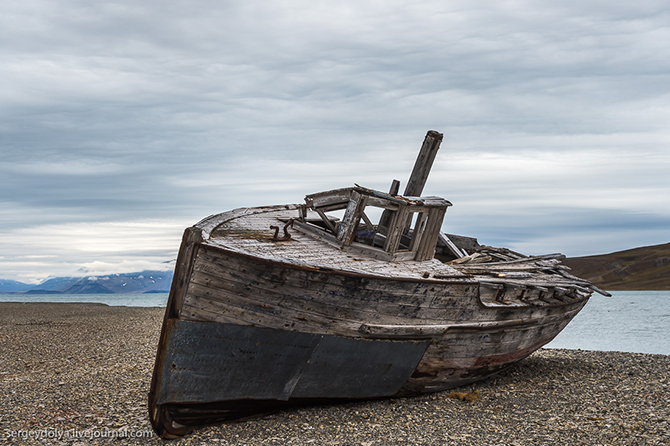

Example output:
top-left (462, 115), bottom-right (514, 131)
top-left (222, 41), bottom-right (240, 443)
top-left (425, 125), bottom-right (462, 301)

top-left (30, 276), bottom-right (83, 293)
top-left (0, 270), bottom-right (174, 294)
top-left (564, 242), bottom-right (670, 291)
top-left (0, 279), bottom-right (34, 293)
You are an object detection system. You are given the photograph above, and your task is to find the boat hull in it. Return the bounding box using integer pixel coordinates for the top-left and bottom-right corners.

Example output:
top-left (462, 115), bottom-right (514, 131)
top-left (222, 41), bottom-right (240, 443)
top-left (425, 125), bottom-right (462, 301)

top-left (155, 320), bottom-right (432, 403)
top-left (151, 320), bottom-right (430, 436)
top-left (149, 228), bottom-right (589, 438)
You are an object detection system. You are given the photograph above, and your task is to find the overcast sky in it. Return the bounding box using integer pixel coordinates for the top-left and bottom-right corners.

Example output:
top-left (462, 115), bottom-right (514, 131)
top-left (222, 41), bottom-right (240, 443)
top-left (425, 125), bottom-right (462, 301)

top-left (2, 0), bottom-right (669, 283)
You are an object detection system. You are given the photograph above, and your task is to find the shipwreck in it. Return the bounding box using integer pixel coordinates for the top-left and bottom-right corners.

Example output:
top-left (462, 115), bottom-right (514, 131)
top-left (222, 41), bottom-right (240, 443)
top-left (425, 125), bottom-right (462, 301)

top-left (149, 131), bottom-right (608, 438)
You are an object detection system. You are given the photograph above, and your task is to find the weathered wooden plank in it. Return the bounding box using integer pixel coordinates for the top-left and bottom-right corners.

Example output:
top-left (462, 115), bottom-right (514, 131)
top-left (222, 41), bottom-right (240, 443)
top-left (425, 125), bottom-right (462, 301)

top-left (314, 208), bottom-right (337, 233)
top-left (188, 271), bottom-right (369, 321)
top-left (452, 253), bottom-right (565, 267)
top-left (342, 242), bottom-right (395, 261)
top-left (201, 205), bottom-right (300, 239)
top-left (378, 179), bottom-right (402, 231)
top-left (182, 285), bottom-right (358, 336)
top-left (384, 202), bottom-right (410, 253)
top-left (474, 276), bottom-right (596, 294)
top-left (403, 130), bottom-right (443, 197)
top-left (292, 220), bottom-right (344, 249)
top-left (189, 253), bottom-right (482, 322)
top-left (440, 233), bottom-right (479, 254)
top-left (415, 207), bottom-right (447, 261)
top-left (398, 309), bottom-right (585, 393)
top-left (165, 227), bottom-right (203, 317)
top-left (337, 191), bottom-right (368, 244)
top-left (439, 233), bottom-right (466, 258)
top-left (204, 241), bottom-right (466, 283)
top-left (417, 307), bottom-right (583, 359)
top-left (360, 211), bottom-right (374, 229)
top-left (180, 296), bottom-right (260, 327)
top-left (357, 316), bottom-right (537, 338)
top-left (407, 212), bottom-right (427, 253)
top-left (305, 188), bottom-right (353, 209)
top-left (364, 196), bottom-right (402, 211)
top-left (184, 274), bottom-right (504, 339)
top-left (195, 246), bottom-right (469, 298)
top-left (187, 275), bottom-right (384, 328)
top-left (416, 329), bottom-right (571, 370)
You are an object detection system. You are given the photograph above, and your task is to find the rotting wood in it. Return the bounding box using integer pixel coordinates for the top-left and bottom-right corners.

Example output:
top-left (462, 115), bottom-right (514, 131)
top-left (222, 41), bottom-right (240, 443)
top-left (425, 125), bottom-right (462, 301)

top-left (379, 179), bottom-right (401, 231)
top-left (439, 233), bottom-right (466, 258)
top-left (337, 191), bottom-right (368, 244)
top-left (150, 130), bottom-right (603, 439)
top-left (404, 130), bottom-right (443, 197)
top-left (415, 207), bottom-right (447, 261)
top-left (315, 208), bottom-right (337, 234)
top-left (166, 227), bottom-right (203, 318)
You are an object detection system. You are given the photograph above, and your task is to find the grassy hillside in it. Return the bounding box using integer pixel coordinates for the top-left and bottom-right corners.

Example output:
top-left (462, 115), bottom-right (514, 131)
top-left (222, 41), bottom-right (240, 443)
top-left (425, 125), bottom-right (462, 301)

top-left (564, 242), bottom-right (670, 290)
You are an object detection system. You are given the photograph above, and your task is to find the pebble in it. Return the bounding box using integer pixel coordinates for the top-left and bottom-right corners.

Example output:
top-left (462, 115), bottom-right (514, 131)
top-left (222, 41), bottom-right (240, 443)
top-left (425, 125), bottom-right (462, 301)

top-left (1, 302), bottom-right (668, 445)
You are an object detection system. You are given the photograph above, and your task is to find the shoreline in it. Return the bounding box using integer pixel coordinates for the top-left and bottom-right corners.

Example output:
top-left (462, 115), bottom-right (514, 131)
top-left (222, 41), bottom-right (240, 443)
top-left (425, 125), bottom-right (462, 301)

top-left (1, 302), bottom-right (668, 445)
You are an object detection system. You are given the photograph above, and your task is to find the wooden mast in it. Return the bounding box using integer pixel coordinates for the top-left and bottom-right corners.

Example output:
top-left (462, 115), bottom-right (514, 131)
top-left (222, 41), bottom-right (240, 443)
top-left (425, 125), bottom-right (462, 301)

top-left (403, 130), bottom-right (443, 197)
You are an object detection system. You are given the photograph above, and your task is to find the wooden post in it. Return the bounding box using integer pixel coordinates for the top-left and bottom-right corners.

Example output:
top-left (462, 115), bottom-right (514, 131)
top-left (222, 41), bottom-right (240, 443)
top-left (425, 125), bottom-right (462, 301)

top-left (383, 202), bottom-right (410, 254)
top-left (337, 190), bottom-right (368, 245)
top-left (378, 179), bottom-right (401, 232)
top-left (415, 207), bottom-right (447, 261)
top-left (388, 179), bottom-right (400, 196)
top-left (403, 130), bottom-right (443, 197)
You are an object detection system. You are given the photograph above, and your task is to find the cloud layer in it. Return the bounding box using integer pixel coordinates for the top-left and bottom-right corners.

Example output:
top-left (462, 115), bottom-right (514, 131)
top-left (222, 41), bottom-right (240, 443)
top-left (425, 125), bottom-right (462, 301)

top-left (2, 0), bottom-right (669, 281)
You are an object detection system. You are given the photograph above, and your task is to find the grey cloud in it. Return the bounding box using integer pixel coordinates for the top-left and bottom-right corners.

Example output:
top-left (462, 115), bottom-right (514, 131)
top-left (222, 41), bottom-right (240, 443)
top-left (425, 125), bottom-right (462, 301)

top-left (1, 0), bottom-right (669, 280)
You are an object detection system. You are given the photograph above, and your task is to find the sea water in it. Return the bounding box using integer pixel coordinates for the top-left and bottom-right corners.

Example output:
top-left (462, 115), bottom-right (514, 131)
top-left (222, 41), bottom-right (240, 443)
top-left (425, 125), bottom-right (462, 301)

top-left (2, 290), bottom-right (668, 355)
top-left (0, 293), bottom-right (168, 307)
top-left (546, 290), bottom-right (670, 355)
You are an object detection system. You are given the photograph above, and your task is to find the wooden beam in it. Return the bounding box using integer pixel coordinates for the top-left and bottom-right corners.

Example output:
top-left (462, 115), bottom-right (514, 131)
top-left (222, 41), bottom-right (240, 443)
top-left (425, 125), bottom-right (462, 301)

top-left (360, 211), bottom-right (374, 229)
top-left (315, 208), bottom-right (337, 234)
top-left (438, 233), bottom-right (466, 258)
top-left (403, 130), bottom-right (443, 197)
top-left (384, 203), bottom-right (410, 253)
top-left (379, 179), bottom-right (401, 231)
top-left (337, 191), bottom-right (368, 245)
top-left (408, 212), bottom-right (427, 252)
top-left (415, 207), bottom-right (447, 261)
top-left (305, 188), bottom-right (353, 208)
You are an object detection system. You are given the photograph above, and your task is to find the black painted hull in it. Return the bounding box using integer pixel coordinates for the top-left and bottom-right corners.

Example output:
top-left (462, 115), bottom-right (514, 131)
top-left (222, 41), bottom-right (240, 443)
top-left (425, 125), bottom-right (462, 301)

top-left (150, 320), bottom-right (430, 438)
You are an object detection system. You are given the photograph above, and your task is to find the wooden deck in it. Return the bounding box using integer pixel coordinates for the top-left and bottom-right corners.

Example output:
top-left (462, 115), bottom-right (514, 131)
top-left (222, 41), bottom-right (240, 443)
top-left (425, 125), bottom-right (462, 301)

top-left (200, 205), bottom-right (469, 282)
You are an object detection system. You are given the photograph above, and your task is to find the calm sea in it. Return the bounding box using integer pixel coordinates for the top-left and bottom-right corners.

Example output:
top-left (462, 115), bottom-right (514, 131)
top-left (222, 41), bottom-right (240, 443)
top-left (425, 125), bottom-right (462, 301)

top-left (0, 293), bottom-right (169, 307)
top-left (1, 291), bottom-right (668, 355)
top-left (546, 290), bottom-right (670, 355)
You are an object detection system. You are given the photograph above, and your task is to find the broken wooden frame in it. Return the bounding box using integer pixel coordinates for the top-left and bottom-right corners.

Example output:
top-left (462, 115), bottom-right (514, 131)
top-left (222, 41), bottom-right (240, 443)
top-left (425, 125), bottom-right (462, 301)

top-left (297, 185), bottom-right (451, 262)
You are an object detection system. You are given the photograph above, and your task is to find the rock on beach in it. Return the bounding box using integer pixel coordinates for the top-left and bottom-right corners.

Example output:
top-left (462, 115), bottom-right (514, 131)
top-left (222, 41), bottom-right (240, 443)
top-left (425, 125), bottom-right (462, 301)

top-left (1, 302), bottom-right (668, 445)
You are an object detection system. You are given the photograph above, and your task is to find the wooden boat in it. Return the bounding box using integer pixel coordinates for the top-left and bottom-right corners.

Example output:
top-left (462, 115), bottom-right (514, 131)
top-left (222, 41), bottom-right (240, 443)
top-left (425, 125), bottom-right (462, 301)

top-left (148, 131), bottom-right (608, 438)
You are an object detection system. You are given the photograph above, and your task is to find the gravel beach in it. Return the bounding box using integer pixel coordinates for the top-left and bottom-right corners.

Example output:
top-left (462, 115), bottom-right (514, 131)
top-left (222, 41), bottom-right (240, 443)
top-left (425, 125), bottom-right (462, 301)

top-left (1, 302), bottom-right (668, 445)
